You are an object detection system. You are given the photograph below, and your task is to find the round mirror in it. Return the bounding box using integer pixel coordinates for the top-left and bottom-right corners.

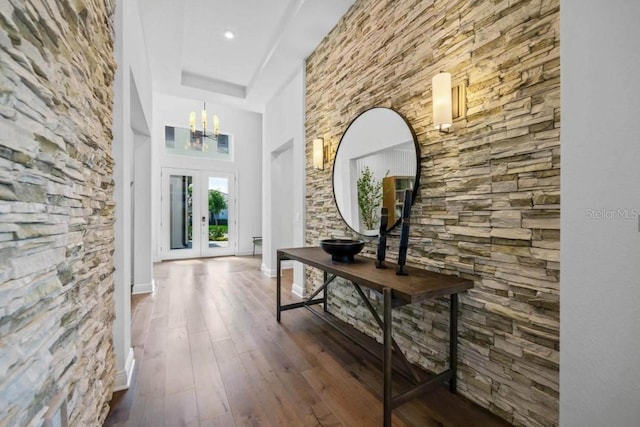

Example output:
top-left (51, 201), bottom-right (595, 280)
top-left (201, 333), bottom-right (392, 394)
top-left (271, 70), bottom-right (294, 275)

top-left (332, 107), bottom-right (420, 236)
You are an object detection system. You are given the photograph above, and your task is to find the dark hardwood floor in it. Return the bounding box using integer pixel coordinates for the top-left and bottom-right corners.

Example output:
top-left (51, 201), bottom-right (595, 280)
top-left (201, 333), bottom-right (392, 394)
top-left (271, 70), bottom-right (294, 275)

top-left (104, 256), bottom-right (510, 427)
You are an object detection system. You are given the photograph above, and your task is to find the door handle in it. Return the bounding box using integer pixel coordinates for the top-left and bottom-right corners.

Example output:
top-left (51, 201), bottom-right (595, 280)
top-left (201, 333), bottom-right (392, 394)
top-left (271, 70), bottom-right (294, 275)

top-left (202, 216), bottom-right (206, 223)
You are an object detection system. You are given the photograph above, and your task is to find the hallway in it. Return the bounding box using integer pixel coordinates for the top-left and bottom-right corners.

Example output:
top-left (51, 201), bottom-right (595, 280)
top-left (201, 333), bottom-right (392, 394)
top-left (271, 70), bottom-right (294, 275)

top-left (104, 257), bottom-right (508, 426)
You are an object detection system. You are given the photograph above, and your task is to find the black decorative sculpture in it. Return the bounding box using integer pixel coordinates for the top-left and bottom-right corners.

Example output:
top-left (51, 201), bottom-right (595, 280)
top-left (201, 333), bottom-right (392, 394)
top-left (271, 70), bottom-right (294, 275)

top-left (376, 207), bottom-right (389, 269)
top-left (396, 189), bottom-right (412, 276)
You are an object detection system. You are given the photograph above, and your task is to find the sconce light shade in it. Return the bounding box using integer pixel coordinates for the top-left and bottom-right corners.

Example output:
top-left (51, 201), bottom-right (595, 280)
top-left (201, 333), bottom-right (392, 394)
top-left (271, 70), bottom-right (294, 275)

top-left (313, 138), bottom-right (325, 170)
top-left (432, 72), bottom-right (452, 131)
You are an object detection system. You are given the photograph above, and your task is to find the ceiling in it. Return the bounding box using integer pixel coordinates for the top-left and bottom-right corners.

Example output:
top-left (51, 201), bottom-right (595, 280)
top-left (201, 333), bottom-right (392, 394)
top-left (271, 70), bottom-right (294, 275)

top-left (138, 0), bottom-right (355, 112)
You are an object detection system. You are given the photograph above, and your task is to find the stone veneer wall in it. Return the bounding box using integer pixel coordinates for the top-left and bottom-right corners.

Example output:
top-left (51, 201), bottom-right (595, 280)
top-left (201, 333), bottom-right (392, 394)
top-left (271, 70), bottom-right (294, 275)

top-left (0, 1), bottom-right (117, 426)
top-left (305, 0), bottom-right (559, 426)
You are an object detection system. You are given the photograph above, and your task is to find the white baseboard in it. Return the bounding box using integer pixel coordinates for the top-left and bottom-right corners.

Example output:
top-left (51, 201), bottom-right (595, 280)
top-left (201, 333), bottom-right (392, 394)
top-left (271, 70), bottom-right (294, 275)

top-left (261, 261), bottom-right (293, 277)
top-left (132, 279), bottom-right (155, 295)
top-left (291, 281), bottom-right (304, 298)
top-left (113, 347), bottom-right (135, 392)
top-left (261, 264), bottom-right (276, 277)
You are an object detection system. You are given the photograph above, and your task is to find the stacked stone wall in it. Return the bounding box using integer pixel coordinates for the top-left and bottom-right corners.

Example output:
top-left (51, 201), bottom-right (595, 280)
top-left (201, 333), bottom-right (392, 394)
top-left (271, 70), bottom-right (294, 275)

top-left (0, 1), bottom-right (117, 425)
top-left (306, 0), bottom-right (560, 425)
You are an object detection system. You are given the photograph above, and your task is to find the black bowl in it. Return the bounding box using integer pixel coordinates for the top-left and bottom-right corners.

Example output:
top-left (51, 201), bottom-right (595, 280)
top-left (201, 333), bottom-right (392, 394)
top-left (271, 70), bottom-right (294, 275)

top-left (320, 239), bottom-right (365, 263)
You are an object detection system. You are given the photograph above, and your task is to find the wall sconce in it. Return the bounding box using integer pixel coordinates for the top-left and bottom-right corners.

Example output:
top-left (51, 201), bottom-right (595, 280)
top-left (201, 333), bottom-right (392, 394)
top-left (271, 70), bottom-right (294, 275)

top-left (432, 72), bottom-right (465, 133)
top-left (432, 72), bottom-right (452, 132)
top-left (313, 138), bottom-right (326, 170)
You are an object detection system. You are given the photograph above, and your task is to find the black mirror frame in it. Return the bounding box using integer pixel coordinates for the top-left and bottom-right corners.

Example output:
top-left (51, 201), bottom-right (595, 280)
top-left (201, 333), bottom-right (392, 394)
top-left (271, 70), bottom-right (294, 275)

top-left (331, 107), bottom-right (421, 236)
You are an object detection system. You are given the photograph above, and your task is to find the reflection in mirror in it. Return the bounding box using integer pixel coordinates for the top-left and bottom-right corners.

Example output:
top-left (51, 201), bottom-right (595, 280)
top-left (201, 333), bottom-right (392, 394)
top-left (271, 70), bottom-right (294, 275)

top-left (333, 108), bottom-right (420, 236)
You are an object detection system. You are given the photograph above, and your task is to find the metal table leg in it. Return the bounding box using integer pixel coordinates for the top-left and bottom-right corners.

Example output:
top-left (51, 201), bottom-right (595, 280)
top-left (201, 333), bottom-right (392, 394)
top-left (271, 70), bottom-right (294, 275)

top-left (449, 293), bottom-right (458, 392)
top-left (383, 287), bottom-right (392, 427)
top-left (276, 253), bottom-right (282, 323)
top-left (323, 271), bottom-right (328, 312)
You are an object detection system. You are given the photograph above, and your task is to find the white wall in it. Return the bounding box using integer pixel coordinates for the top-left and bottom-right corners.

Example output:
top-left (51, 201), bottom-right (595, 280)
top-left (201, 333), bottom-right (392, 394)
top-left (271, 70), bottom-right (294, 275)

top-left (132, 132), bottom-right (153, 293)
top-left (561, 1), bottom-right (640, 425)
top-left (271, 143), bottom-right (294, 256)
top-left (262, 66), bottom-right (306, 294)
top-left (112, 0), bottom-right (154, 390)
top-left (153, 93), bottom-right (262, 258)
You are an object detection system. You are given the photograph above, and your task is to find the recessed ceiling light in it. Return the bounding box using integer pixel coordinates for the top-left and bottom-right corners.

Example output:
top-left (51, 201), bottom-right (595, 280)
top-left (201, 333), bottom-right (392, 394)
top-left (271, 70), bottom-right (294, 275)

top-left (224, 30), bottom-right (235, 40)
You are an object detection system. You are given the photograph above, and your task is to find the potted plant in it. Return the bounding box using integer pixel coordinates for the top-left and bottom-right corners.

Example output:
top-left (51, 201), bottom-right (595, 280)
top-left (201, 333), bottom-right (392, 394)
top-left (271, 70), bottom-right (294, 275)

top-left (357, 166), bottom-right (385, 231)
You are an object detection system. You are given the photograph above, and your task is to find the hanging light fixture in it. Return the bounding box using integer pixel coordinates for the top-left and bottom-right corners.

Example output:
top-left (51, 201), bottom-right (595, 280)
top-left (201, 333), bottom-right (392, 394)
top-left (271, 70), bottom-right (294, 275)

top-left (189, 102), bottom-right (219, 151)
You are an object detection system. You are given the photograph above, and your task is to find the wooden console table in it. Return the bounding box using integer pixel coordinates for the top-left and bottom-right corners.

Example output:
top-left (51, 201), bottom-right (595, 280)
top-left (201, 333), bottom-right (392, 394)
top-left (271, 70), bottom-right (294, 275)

top-left (276, 247), bottom-right (473, 427)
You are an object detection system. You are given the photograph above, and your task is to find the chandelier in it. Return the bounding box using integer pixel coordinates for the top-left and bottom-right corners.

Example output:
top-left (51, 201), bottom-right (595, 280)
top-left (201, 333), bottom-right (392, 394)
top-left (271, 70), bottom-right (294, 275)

top-left (189, 102), bottom-right (219, 150)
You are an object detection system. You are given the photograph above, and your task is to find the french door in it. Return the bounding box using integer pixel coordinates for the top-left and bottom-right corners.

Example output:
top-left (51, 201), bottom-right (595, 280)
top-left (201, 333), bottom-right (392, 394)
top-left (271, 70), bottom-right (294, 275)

top-left (161, 168), bottom-right (236, 259)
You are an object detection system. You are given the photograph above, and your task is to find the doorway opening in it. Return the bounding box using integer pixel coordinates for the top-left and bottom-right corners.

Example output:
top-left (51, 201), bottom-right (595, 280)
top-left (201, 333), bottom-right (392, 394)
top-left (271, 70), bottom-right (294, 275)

top-left (162, 168), bottom-right (236, 259)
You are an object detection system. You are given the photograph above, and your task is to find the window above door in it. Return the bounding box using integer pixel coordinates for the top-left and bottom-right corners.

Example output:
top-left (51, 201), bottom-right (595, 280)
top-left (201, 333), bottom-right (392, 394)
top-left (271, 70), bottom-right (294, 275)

top-left (164, 126), bottom-right (234, 161)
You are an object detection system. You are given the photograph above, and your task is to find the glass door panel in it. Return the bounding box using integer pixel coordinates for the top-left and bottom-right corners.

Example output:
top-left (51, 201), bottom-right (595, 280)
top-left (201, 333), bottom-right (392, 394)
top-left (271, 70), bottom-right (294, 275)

top-left (201, 171), bottom-right (235, 257)
top-left (162, 168), bottom-right (199, 259)
top-left (169, 174), bottom-right (193, 250)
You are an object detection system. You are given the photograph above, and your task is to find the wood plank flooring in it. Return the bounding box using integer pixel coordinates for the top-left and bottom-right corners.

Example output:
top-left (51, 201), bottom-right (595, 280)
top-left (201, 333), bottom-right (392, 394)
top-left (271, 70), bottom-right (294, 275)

top-left (104, 256), bottom-right (510, 427)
